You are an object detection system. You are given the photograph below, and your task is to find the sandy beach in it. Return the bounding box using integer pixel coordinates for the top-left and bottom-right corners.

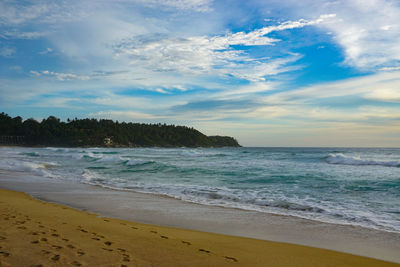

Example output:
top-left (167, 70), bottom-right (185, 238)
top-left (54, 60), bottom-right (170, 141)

top-left (0, 169), bottom-right (399, 266)
top-left (1, 187), bottom-right (399, 267)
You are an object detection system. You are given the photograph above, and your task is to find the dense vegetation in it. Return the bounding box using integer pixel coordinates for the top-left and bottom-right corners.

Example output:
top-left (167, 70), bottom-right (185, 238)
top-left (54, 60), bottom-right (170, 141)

top-left (0, 113), bottom-right (240, 147)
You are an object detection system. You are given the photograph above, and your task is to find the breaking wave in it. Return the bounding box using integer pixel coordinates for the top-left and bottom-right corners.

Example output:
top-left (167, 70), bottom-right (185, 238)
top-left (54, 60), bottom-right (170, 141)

top-left (0, 159), bottom-right (56, 177)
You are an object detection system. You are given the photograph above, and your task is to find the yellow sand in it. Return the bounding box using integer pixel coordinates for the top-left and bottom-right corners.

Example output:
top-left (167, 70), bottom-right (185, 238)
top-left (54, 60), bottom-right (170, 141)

top-left (0, 189), bottom-right (398, 267)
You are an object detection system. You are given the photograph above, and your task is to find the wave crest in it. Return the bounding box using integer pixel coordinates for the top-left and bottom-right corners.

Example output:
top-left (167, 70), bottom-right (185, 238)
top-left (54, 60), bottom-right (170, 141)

top-left (326, 153), bottom-right (400, 167)
top-left (0, 159), bottom-right (56, 177)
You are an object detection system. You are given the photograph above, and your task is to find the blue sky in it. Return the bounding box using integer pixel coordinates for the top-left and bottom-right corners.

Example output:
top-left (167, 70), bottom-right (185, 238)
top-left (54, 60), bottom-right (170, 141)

top-left (1, 0), bottom-right (400, 146)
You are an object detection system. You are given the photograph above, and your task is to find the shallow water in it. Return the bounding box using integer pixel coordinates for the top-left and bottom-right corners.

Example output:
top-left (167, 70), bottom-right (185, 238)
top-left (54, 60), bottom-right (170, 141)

top-left (0, 147), bottom-right (399, 233)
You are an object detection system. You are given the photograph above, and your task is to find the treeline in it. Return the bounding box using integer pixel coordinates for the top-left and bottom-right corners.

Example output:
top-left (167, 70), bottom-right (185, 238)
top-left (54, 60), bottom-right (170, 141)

top-left (0, 113), bottom-right (240, 148)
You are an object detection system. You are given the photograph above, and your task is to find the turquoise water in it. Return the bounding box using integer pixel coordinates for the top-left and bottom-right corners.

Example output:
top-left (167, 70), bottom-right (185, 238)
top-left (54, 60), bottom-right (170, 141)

top-left (1, 147), bottom-right (399, 232)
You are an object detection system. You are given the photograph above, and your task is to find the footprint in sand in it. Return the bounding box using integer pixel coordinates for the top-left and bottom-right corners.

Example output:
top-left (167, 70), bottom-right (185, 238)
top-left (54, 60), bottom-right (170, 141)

top-left (92, 237), bottom-right (100, 241)
top-left (225, 256), bottom-right (239, 262)
top-left (31, 232), bottom-right (39, 236)
top-left (17, 226), bottom-right (27, 230)
top-left (92, 233), bottom-right (105, 238)
top-left (117, 248), bottom-right (126, 253)
top-left (62, 238), bottom-right (69, 242)
top-left (40, 238), bottom-right (47, 242)
top-left (131, 226), bottom-right (138, 230)
top-left (0, 250), bottom-right (10, 257)
top-left (102, 248), bottom-right (113, 252)
top-left (51, 254), bottom-right (60, 261)
top-left (31, 240), bottom-right (39, 244)
top-left (70, 261), bottom-right (82, 266)
top-left (77, 250), bottom-right (85, 256)
top-left (160, 235), bottom-right (168, 239)
top-left (41, 250), bottom-right (51, 255)
top-left (104, 241), bottom-right (113, 246)
top-left (67, 244), bottom-right (75, 249)
top-left (150, 230), bottom-right (157, 234)
top-left (51, 233), bottom-right (59, 237)
top-left (199, 249), bottom-right (210, 254)
top-left (181, 241), bottom-right (191, 245)
top-left (122, 254), bottom-right (130, 262)
top-left (52, 245), bottom-right (63, 250)
top-left (0, 236), bottom-right (6, 240)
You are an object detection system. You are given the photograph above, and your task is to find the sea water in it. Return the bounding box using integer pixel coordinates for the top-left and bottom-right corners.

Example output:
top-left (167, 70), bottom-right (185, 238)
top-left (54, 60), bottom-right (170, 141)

top-left (0, 147), bottom-right (399, 233)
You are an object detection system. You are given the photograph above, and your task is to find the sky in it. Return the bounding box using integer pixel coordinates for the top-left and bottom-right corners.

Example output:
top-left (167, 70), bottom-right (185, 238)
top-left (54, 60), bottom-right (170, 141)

top-left (1, 0), bottom-right (400, 147)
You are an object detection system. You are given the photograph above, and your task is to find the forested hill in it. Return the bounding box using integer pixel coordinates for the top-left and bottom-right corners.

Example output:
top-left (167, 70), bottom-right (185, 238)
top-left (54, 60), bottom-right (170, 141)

top-left (0, 113), bottom-right (240, 148)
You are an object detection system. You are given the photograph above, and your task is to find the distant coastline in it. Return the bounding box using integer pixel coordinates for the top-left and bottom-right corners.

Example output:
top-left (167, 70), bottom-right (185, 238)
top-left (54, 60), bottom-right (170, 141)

top-left (0, 112), bottom-right (240, 148)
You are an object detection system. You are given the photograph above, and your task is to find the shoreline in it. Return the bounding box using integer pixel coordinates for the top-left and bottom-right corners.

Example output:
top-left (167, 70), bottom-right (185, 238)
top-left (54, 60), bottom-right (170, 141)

top-left (1, 170), bottom-right (400, 264)
top-left (0, 188), bottom-right (399, 266)
top-left (81, 180), bottom-right (400, 235)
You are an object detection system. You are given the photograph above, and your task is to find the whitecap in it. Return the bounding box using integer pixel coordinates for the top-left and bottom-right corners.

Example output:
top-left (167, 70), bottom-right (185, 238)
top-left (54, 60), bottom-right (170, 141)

top-left (96, 155), bottom-right (128, 163)
top-left (326, 153), bottom-right (400, 167)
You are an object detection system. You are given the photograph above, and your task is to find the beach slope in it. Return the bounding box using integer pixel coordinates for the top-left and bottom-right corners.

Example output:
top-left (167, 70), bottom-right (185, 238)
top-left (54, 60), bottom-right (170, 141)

top-left (0, 188), bottom-right (398, 266)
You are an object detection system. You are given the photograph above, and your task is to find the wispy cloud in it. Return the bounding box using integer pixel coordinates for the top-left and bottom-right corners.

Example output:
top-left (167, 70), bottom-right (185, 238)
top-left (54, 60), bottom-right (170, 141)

top-left (0, 46), bottom-right (15, 57)
top-left (0, 30), bottom-right (47, 39)
top-left (131, 0), bottom-right (213, 12)
top-left (277, 0), bottom-right (400, 70)
top-left (114, 15), bottom-right (334, 81)
top-left (30, 70), bottom-right (90, 81)
top-left (89, 110), bottom-right (164, 121)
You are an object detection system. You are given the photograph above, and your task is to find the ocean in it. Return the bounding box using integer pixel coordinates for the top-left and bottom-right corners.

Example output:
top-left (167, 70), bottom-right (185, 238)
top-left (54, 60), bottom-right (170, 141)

top-left (0, 147), bottom-right (399, 233)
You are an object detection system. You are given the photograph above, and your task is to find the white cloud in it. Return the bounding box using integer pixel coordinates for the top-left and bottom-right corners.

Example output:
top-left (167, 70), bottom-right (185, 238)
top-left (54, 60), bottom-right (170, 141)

top-left (0, 30), bottom-right (47, 39)
top-left (263, 71), bottom-right (400, 104)
top-left (228, 54), bottom-right (303, 82)
top-left (114, 15), bottom-right (334, 81)
top-left (281, 0), bottom-right (400, 70)
top-left (0, 1), bottom-right (88, 25)
top-left (131, 0), bottom-right (213, 12)
top-left (30, 70), bottom-right (90, 81)
top-left (364, 88), bottom-right (400, 102)
top-left (39, 48), bottom-right (53, 55)
top-left (0, 46), bottom-right (15, 57)
top-left (380, 66), bottom-right (400, 71)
